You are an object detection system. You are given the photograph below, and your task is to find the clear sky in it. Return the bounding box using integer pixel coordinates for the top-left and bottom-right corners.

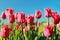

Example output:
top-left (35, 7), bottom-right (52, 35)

top-left (0, 0), bottom-right (60, 23)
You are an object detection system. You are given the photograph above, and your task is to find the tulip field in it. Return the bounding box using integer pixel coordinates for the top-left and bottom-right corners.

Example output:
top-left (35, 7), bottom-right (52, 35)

top-left (0, 8), bottom-right (60, 40)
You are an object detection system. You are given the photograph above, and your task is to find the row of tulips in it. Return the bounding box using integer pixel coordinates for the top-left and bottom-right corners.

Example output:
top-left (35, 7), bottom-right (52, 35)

top-left (0, 8), bottom-right (60, 40)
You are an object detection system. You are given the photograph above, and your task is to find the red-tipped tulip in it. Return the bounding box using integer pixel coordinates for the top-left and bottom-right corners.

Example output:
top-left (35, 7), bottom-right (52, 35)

top-left (16, 23), bottom-right (20, 30)
top-left (5, 8), bottom-right (14, 17)
top-left (17, 12), bottom-right (25, 23)
top-left (51, 12), bottom-right (60, 24)
top-left (1, 12), bottom-right (6, 19)
top-left (15, 12), bottom-right (18, 19)
top-left (44, 25), bottom-right (53, 38)
top-left (44, 8), bottom-right (52, 17)
top-left (0, 24), bottom-right (11, 38)
top-left (26, 15), bottom-right (34, 25)
top-left (35, 10), bottom-right (42, 19)
top-left (8, 14), bottom-right (15, 23)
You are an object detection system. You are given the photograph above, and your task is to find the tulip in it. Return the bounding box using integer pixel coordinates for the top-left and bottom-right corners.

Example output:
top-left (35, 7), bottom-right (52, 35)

top-left (0, 24), bottom-right (11, 38)
top-left (16, 23), bottom-right (20, 30)
top-left (44, 25), bottom-right (53, 38)
top-left (31, 25), bottom-right (35, 29)
top-left (57, 22), bottom-right (60, 27)
top-left (44, 8), bottom-right (52, 18)
top-left (1, 12), bottom-right (6, 19)
top-left (23, 27), bottom-right (28, 32)
top-left (17, 12), bottom-right (25, 23)
top-left (5, 8), bottom-right (14, 17)
top-left (51, 12), bottom-right (60, 24)
top-left (26, 15), bottom-right (34, 25)
top-left (15, 12), bottom-right (18, 19)
top-left (8, 14), bottom-right (15, 23)
top-left (35, 10), bottom-right (42, 19)
top-left (36, 22), bottom-right (40, 27)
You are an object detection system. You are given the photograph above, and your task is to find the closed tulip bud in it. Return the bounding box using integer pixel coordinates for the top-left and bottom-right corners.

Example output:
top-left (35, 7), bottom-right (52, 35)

top-left (15, 12), bottom-right (18, 19)
top-left (5, 8), bottom-right (14, 17)
top-left (17, 12), bottom-right (25, 23)
top-left (26, 15), bottom-right (34, 25)
top-left (8, 14), bottom-right (15, 23)
top-left (23, 27), bottom-right (28, 32)
top-left (44, 8), bottom-right (52, 18)
top-left (0, 24), bottom-right (11, 38)
top-left (44, 25), bottom-right (53, 38)
top-left (16, 23), bottom-right (20, 30)
top-left (31, 25), bottom-right (35, 29)
top-left (35, 10), bottom-right (42, 19)
top-left (57, 22), bottom-right (60, 27)
top-left (36, 22), bottom-right (40, 27)
top-left (1, 12), bottom-right (6, 19)
top-left (51, 12), bottom-right (60, 24)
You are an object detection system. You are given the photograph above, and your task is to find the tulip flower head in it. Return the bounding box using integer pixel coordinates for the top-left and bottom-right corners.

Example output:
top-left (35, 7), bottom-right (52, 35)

top-left (1, 12), bottom-right (6, 19)
top-left (23, 27), bottom-right (28, 32)
top-left (8, 14), bottom-right (15, 23)
top-left (35, 10), bottom-right (42, 19)
top-left (16, 23), bottom-right (20, 30)
top-left (36, 22), bottom-right (40, 27)
top-left (51, 12), bottom-right (60, 24)
top-left (44, 25), bottom-right (53, 38)
top-left (5, 8), bottom-right (14, 17)
top-left (31, 25), bottom-right (35, 29)
top-left (15, 12), bottom-right (18, 19)
top-left (44, 8), bottom-right (52, 18)
top-left (0, 24), bottom-right (11, 38)
top-left (26, 15), bottom-right (34, 25)
top-left (17, 12), bottom-right (25, 23)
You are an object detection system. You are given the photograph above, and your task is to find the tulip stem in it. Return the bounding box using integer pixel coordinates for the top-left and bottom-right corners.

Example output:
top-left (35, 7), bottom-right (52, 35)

top-left (54, 25), bottom-right (56, 40)
top-left (21, 23), bottom-right (25, 40)
top-left (48, 17), bottom-right (49, 26)
top-left (46, 38), bottom-right (48, 40)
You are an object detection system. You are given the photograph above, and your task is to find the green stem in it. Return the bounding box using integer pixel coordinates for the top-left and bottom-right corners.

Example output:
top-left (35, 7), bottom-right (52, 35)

top-left (48, 17), bottom-right (49, 26)
top-left (54, 25), bottom-right (56, 40)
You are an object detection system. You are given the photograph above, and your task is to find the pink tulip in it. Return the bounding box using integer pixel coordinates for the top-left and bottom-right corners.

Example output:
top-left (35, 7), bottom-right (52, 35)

top-left (15, 12), bottom-right (18, 19)
top-left (16, 23), bottom-right (20, 30)
top-left (23, 27), bottom-right (28, 32)
top-left (44, 8), bottom-right (52, 17)
top-left (31, 25), bottom-right (35, 29)
top-left (51, 12), bottom-right (60, 24)
top-left (35, 10), bottom-right (42, 19)
top-left (8, 14), bottom-right (15, 23)
top-left (0, 24), bottom-right (11, 38)
top-left (44, 25), bottom-right (53, 38)
top-left (36, 22), bottom-right (40, 27)
top-left (1, 12), bottom-right (6, 19)
top-left (17, 12), bottom-right (25, 23)
top-left (57, 22), bottom-right (60, 27)
top-left (26, 15), bottom-right (34, 25)
top-left (5, 8), bottom-right (14, 17)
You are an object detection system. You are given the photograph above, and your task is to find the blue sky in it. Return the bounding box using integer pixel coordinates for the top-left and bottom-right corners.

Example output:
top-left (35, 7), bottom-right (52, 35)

top-left (0, 0), bottom-right (60, 23)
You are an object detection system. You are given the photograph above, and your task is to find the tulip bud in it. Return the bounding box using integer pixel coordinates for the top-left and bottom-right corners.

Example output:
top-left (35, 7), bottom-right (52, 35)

top-left (15, 12), bottom-right (18, 19)
top-left (35, 10), bottom-right (42, 19)
top-left (31, 25), bottom-right (35, 29)
top-left (8, 14), bottom-right (15, 23)
top-left (17, 12), bottom-right (25, 23)
top-left (44, 8), bottom-right (52, 18)
top-left (1, 12), bottom-right (6, 19)
top-left (51, 12), bottom-right (60, 24)
top-left (44, 25), bottom-right (53, 38)
top-left (36, 22), bottom-right (40, 27)
top-left (23, 27), bottom-right (28, 32)
top-left (0, 24), bottom-right (11, 38)
top-left (16, 23), bottom-right (20, 30)
top-left (26, 15), bottom-right (34, 25)
top-left (5, 8), bottom-right (14, 17)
